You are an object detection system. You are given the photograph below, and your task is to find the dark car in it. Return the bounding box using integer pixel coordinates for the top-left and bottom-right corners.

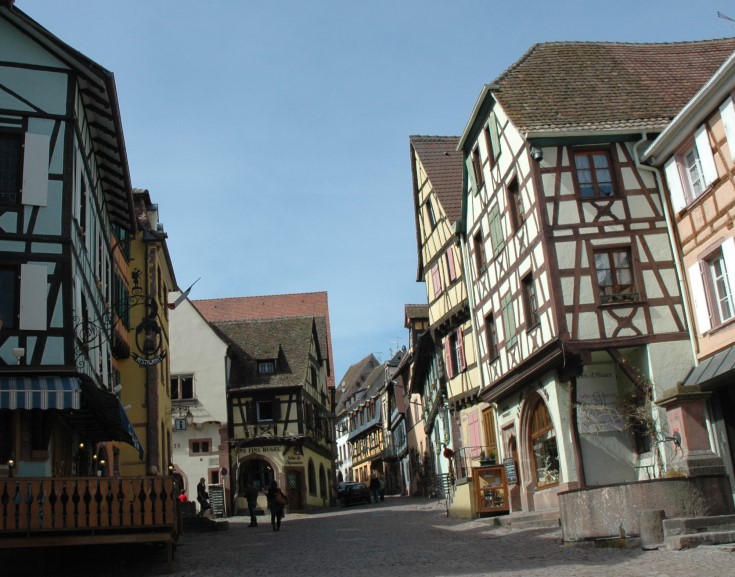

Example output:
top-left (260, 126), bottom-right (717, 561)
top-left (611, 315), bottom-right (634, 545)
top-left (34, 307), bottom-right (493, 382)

top-left (340, 482), bottom-right (371, 506)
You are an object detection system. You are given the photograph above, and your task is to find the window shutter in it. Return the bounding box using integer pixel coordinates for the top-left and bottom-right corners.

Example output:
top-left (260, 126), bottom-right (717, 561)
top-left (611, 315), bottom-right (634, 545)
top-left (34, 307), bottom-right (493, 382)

top-left (695, 125), bottom-right (718, 188)
top-left (489, 112), bottom-right (501, 162)
top-left (468, 412), bottom-right (481, 458)
top-left (664, 157), bottom-right (686, 213)
top-left (688, 261), bottom-right (711, 333)
top-left (721, 237), bottom-right (735, 296)
top-left (489, 205), bottom-right (504, 256)
top-left (246, 400), bottom-right (255, 424)
top-left (465, 155), bottom-right (477, 194)
top-left (272, 399), bottom-right (281, 421)
top-left (432, 264), bottom-right (442, 297)
top-left (446, 247), bottom-right (457, 281)
top-left (22, 133), bottom-right (50, 207)
top-left (444, 337), bottom-right (454, 379)
top-left (19, 263), bottom-right (47, 330)
top-left (457, 327), bottom-right (466, 371)
top-left (719, 98), bottom-right (735, 162)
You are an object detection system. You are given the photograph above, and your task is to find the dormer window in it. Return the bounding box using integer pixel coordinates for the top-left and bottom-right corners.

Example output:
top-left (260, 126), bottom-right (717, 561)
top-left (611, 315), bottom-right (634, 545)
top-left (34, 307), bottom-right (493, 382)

top-left (258, 360), bottom-right (275, 375)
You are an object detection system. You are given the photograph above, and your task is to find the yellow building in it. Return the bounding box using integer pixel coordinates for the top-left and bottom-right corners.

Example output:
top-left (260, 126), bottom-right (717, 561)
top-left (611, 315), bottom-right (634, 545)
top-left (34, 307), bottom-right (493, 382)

top-left (117, 190), bottom-right (177, 476)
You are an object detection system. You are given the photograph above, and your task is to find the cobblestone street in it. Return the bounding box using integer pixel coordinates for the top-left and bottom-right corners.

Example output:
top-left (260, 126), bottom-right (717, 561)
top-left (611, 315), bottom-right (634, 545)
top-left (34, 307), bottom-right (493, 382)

top-left (7, 497), bottom-right (734, 577)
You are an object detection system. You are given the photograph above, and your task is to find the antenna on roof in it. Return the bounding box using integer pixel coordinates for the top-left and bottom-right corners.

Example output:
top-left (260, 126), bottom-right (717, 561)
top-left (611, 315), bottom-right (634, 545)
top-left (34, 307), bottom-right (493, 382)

top-left (717, 10), bottom-right (735, 23)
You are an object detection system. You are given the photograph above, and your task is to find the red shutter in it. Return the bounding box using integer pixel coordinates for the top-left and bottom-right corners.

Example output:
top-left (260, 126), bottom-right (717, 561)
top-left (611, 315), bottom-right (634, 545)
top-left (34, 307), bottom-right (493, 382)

top-left (457, 327), bottom-right (466, 371)
top-left (432, 264), bottom-right (442, 297)
top-left (444, 337), bottom-right (454, 379)
top-left (447, 248), bottom-right (457, 281)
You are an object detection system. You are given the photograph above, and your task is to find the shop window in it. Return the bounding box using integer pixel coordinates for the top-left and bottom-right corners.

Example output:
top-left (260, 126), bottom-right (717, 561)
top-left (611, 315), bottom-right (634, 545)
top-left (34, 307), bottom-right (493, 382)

top-left (530, 401), bottom-right (559, 488)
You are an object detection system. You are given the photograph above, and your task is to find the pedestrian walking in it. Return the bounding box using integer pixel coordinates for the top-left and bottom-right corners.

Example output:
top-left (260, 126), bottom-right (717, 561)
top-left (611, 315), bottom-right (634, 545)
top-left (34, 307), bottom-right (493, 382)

top-left (246, 482), bottom-right (259, 527)
top-left (196, 477), bottom-right (210, 516)
top-left (266, 480), bottom-right (287, 531)
top-left (369, 472), bottom-right (380, 503)
top-left (378, 473), bottom-right (385, 501)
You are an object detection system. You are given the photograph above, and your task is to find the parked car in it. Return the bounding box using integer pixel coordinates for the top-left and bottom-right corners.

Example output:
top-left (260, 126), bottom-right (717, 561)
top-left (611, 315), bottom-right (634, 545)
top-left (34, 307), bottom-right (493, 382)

top-left (336, 481), bottom-right (352, 500)
top-left (340, 482), bottom-right (371, 506)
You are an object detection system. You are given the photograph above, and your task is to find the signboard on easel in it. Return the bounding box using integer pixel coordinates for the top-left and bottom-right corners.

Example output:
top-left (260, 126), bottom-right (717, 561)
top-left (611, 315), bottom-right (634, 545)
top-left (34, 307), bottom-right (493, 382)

top-left (208, 484), bottom-right (226, 518)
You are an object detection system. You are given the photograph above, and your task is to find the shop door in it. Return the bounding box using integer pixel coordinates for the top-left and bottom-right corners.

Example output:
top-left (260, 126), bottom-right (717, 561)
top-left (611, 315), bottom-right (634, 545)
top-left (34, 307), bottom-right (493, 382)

top-left (285, 470), bottom-right (303, 509)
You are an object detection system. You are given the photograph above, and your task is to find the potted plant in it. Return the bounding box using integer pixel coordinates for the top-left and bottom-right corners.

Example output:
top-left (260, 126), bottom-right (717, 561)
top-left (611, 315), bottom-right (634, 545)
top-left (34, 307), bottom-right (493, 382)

top-left (480, 451), bottom-right (496, 466)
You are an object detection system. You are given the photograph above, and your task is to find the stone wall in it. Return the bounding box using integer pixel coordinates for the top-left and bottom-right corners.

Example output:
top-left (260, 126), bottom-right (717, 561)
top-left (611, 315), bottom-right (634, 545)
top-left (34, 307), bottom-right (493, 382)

top-left (558, 475), bottom-right (734, 542)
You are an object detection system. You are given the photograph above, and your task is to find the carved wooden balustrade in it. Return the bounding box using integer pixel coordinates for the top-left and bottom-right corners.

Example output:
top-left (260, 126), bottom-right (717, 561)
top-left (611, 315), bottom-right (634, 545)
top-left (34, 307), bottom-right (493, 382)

top-left (0, 476), bottom-right (178, 538)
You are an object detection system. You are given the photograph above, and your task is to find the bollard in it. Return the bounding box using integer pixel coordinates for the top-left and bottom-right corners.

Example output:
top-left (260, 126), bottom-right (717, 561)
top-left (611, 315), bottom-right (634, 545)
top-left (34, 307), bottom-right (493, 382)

top-left (639, 509), bottom-right (665, 550)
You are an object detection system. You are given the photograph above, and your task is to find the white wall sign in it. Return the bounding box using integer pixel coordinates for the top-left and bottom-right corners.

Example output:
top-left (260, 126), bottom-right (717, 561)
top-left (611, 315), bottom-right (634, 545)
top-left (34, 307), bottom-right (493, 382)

top-left (577, 363), bottom-right (623, 434)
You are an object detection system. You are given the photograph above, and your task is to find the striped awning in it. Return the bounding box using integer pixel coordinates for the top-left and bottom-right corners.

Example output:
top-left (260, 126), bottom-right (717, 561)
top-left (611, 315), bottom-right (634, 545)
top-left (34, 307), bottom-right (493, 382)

top-left (0, 376), bottom-right (81, 410)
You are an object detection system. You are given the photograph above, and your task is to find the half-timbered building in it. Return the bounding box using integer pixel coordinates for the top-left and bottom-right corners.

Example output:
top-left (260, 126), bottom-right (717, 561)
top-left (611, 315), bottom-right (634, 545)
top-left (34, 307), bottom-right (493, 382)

top-left (410, 135), bottom-right (485, 516)
top-left (642, 49), bottom-right (735, 498)
top-left (0, 4), bottom-right (179, 561)
top-left (0, 2), bottom-right (146, 479)
top-left (334, 353), bottom-right (380, 484)
top-left (459, 40), bottom-right (735, 515)
top-left (219, 316), bottom-right (333, 511)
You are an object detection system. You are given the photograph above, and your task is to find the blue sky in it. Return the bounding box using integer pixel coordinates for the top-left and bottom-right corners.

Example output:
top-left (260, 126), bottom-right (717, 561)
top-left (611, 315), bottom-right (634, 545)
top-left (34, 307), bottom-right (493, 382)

top-left (20, 0), bottom-right (735, 381)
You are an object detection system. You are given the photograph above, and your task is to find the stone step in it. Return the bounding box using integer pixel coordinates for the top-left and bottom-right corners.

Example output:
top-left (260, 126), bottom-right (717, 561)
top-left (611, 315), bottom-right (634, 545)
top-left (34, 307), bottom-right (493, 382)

top-left (494, 509), bottom-right (560, 530)
top-left (663, 515), bottom-right (735, 550)
top-left (663, 514), bottom-right (735, 537)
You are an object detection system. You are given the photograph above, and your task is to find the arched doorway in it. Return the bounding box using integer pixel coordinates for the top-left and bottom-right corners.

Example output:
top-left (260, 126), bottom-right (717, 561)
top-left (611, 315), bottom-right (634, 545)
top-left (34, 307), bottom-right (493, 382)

top-left (519, 393), bottom-right (560, 512)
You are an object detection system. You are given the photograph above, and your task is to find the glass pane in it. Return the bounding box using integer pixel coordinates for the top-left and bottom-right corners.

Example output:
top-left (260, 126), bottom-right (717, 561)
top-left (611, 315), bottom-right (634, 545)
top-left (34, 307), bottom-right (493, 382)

top-left (181, 376), bottom-right (194, 399)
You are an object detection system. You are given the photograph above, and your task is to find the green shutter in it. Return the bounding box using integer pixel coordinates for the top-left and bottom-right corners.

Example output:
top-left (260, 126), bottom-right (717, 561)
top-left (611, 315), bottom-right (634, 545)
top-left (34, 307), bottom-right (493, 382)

top-left (489, 205), bottom-right (504, 257)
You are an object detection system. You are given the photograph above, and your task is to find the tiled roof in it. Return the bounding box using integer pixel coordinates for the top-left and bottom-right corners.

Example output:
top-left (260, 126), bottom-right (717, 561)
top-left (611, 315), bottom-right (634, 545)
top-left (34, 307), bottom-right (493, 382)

top-left (212, 316), bottom-right (318, 390)
top-left (404, 304), bottom-right (429, 321)
top-left (410, 136), bottom-right (463, 224)
top-left (492, 39), bottom-right (735, 134)
top-left (194, 291), bottom-right (335, 388)
top-left (334, 354), bottom-right (380, 416)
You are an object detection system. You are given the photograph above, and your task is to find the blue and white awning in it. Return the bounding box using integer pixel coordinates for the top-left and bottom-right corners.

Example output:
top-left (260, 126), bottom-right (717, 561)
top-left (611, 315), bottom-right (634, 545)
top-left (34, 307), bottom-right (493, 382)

top-left (0, 376), bottom-right (81, 410)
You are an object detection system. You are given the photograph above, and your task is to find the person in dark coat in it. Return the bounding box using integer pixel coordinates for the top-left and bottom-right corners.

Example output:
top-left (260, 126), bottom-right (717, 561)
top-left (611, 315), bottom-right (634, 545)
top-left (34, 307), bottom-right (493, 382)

top-left (246, 482), bottom-right (259, 527)
top-left (196, 477), bottom-right (210, 515)
top-left (369, 472), bottom-right (380, 504)
top-left (266, 480), bottom-right (287, 531)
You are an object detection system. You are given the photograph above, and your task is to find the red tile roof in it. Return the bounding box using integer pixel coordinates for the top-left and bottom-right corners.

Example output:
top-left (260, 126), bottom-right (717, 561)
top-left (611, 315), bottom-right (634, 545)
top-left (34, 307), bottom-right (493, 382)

top-left (193, 291), bottom-right (335, 388)
top-left (493, 40), bottom-right (735, 134)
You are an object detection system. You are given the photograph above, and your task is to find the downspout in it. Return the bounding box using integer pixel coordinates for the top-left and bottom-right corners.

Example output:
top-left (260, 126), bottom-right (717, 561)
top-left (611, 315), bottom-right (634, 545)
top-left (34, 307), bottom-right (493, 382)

top-left (633, 134), bottom-right (698, 362)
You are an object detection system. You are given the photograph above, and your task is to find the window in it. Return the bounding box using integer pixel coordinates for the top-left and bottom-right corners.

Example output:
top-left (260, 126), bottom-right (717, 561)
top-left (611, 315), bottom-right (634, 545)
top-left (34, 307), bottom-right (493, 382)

top-left (530, 401), bottom-right (559, 487)
top-left (484, 112), bottom-right (502, 169)
top-left (445, 247), bottom-right (458, 282)
top-left (594, 248), bottom-right (636, 302)
top-left (257, 400), bottom-right (275, 422)
top-left (485, 312), bottom-right (498, 360)
top-left (431, 264), bottom-right (442, 297)
top-left (473, 229), bottom-right (486, 276)
top-left (501, 293), bottom-right (517, 348)
top-left (258, 360), bottom-right (275, 375)
top-left (425, 198), bottom-right (437, 230)
top-left (574, 150), bottom-right (614, 198)
top-left (444, 328), bottom-right (466, 379)
top-left (482, 407), bottom-right (498, 458)
top-left (171, 375), bottom-right (194, 400)
top-left (522, 274), bottom-right (540, 327)
top-left (507, 176), bottom-right (524, 231)
top-left (0, 266), bottom-right (17, 329)
top-left (0, 132), bottom-right (21, 206)
top-left (706, 249), bottom-right (735, 324)
top-left (471, 145), bottom-right (484, 190)
top-left (683, 145), bottom-right (705, 198)
top-left (190, 439), bottom-right (211, 454)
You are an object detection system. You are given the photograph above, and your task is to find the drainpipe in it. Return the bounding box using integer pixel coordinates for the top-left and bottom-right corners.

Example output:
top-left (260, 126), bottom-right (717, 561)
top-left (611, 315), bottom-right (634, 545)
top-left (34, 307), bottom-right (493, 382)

top-left (633, 135), bottom-right (698, 363)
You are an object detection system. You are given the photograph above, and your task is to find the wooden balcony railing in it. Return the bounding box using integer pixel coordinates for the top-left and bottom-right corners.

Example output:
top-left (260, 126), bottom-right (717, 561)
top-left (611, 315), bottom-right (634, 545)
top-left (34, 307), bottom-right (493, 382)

top-left (0, 476), bottom-right (178, 534)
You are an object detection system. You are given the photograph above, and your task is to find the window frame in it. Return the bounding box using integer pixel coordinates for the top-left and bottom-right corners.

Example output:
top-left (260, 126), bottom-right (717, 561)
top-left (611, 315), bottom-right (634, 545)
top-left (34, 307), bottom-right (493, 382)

top-left (572, 148), bottom-right (616, 199)
top-left (0, 265), bottom-right (18, 330)
top-left (431, 263), bottom-right (442, 298)
top-left (425, 198), bottom-right (437, 231)
top-left (171, 374), bottom-right (195, 401)
top-left (593, 247), bottom-right (638, 304)
top-left (522, 274), bottom-right (540, 329)
top-left (507, 176), bottom-right (524, 231)
top-left (256, 400), bottom-right (275, 422)
top-left (700, 243), bottom-right (735, 328)
top-left (0, 130), bottom-right (22, 207)
top-left (530, 401), bottom-right (559, 488)
top-left (473, 229), bottom-right (486, 277)
top-left (258, 360), bottom-right (276, 375)
top-left (471, 145), bottom-right (485, 191)
top-left (484, 312), bottom-right (498, 361)
top-left (189, 438), bottom-right (212, 455)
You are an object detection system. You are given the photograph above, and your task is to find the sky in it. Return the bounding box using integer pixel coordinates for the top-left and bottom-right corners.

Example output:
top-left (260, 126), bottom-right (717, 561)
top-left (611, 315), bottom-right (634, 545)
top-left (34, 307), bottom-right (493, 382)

top-left (17, 0), bottom-right (735, 382)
